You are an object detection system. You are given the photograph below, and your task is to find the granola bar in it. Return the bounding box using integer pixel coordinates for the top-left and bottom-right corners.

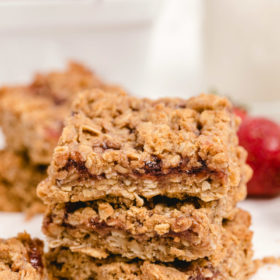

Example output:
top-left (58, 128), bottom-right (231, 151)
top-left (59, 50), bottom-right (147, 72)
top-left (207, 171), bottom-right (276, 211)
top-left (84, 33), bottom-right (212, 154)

top-left (46, 209), bottom-right (255, 280)
top-left (38, 89), bottom-right (250, 203)
top-left (0, 232), bottom-right (46, 280)
top-left (0, 62), bottom-right (106, 164)
top-left (0, 150), bottom-right (45, 215)
top-left (42, 180), bottom-right (246, 263)
top-left (0, 62), bottom-right (112, 215)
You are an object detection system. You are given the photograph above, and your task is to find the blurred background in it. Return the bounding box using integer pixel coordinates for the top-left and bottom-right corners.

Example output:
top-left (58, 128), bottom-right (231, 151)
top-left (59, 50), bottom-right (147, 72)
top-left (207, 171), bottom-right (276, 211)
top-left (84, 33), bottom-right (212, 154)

top-left (0, 0), bottom-right (279, 119)
top-left (0, 1), bottom-right (279, 278)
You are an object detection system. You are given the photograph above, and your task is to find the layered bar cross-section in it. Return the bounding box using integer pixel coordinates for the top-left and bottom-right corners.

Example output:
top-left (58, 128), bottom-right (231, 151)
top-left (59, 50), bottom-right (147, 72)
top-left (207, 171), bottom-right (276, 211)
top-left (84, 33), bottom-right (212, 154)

top-left (42, 181), bottom-right (247, 263)
top-left (46, 209), bottom-right (255, 280)
top-left (38, 89), bottom-right (250, 203)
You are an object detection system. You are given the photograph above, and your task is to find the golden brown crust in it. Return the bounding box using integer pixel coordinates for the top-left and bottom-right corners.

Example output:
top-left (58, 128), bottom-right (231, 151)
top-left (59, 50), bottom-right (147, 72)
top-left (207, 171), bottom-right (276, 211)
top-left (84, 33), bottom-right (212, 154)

top-left (38, 90), bottom-right (250, 203)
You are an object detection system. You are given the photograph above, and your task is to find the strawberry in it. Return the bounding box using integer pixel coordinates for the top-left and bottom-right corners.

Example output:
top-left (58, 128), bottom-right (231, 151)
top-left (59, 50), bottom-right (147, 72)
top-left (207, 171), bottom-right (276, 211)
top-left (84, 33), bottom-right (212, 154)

top-left (237, 116), bottom-right (280, 197)
top-left (233, 106), bottom-right (247, 121)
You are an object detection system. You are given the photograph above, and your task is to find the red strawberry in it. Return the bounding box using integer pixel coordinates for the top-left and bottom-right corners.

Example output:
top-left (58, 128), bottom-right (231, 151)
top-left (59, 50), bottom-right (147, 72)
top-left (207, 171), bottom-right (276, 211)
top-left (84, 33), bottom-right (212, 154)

top-left (237, 117), bottom-right (280, 197)
top-left (233, 107), bottom-right (247, 121)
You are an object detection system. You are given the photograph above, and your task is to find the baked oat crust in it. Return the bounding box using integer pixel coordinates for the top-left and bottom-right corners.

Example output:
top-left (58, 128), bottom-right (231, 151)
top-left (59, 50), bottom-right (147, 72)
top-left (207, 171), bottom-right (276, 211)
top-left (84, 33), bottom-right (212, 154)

top-left (38, 90), bottom-right (251, 203)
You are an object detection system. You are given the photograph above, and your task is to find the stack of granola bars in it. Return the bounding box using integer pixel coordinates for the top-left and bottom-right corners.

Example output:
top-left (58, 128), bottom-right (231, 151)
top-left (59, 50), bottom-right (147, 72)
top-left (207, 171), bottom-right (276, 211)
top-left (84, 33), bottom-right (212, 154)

top-left (0, 62), bottom-right (105, 215)
top-left (38, 89), bottom-right (255, 279)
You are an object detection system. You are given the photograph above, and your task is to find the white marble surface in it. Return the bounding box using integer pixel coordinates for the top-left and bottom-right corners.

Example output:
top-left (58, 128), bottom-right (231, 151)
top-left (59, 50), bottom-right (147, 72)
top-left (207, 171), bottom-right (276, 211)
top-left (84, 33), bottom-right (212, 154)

top-left (241, 198), bottom-right (280, 279)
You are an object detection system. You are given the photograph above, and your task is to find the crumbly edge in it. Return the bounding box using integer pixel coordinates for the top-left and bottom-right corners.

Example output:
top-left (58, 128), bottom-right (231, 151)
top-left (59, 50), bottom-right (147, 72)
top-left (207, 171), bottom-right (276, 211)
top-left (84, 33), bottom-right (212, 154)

top-left (37, 174), bottom-right (227, 203)
top-left (43, 200), bottom-right (220, 262)
top-left (69, 91), bottom-right (238, 178)
top-left (37, 150), bottom-right (251, 204)
top-left (54, 90), bottom-right (238, 177)
top-left (42, 181), bottom-right (246, 263)
top-left (0, 150), bottom-right (46, 216)
top-left (0, 232), bottom-right (45, 279)
top-left (46, 209), bottom-right (254, 280)
top-left (45, 92), bottom-right (243, 201)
